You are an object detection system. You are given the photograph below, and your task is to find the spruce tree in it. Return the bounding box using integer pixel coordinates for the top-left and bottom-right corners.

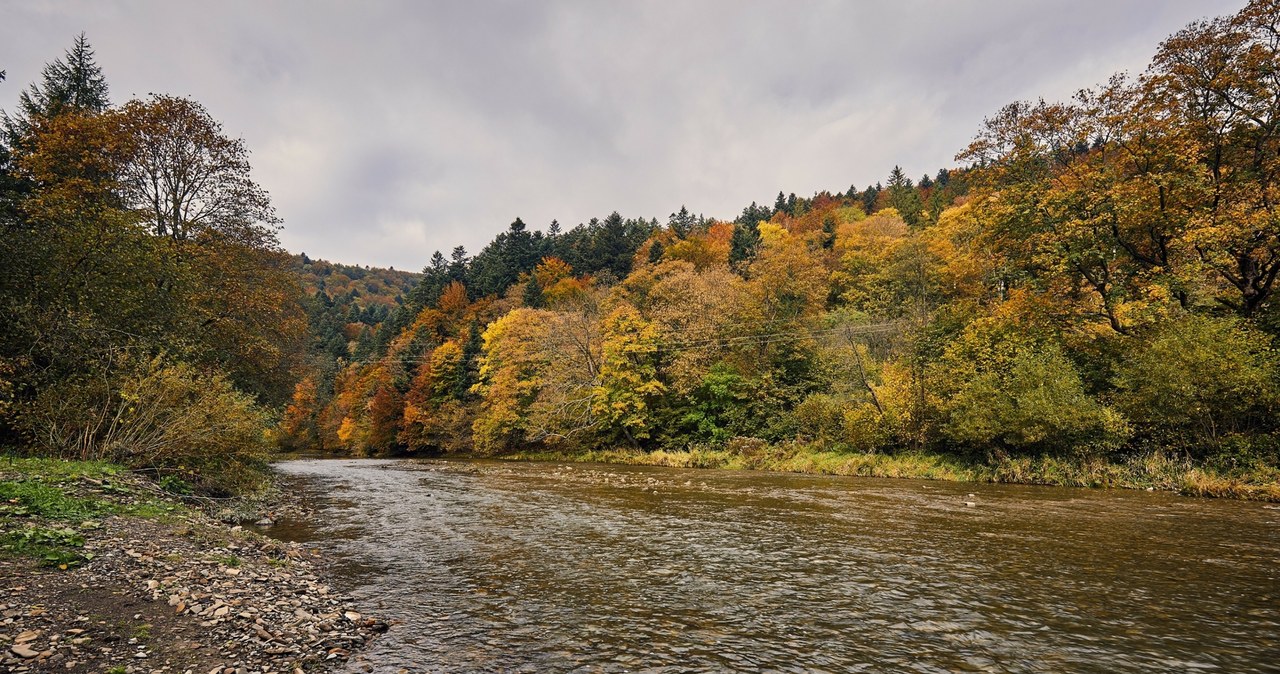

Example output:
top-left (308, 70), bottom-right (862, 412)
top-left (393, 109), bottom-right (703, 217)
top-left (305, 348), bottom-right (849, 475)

top-left (521, 276), bottom-right (544, 308)
top-left (729, 221), bottom-right (760, 267)
top-left (647, 240), bottom-right (665, 264)
top-left (861, 184), bottom-right (879, 214)
top-left (3, 33), bottom-right (110, 142)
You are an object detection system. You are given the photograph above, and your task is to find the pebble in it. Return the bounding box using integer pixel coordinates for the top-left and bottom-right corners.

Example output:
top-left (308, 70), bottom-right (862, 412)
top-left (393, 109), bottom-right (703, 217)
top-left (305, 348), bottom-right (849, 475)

top-left (10, 644), bottom-right (39, 658)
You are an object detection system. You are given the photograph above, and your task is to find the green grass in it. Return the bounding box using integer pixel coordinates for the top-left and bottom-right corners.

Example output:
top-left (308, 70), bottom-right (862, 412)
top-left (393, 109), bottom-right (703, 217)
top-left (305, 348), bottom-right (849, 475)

top-left (0, 455), bottom-right (121, 483)
top-left (1, 525), bottom-right (89, 568)
top-left (0, 456), bottom-right (195, 568)
top-left (0, 479), bottom-right (114, 520)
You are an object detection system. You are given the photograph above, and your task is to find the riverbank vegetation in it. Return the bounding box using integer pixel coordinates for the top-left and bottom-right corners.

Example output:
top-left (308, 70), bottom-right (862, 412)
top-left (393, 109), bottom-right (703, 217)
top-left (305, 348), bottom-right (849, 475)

top-left (5, 3), bottom-right (1280, 501)
top-left (503, 446), bottom-right (1280, 501)
top-left (280, 1), bottom-right (1280, 499)
top-left (0, 38), bottom-right (304, 495)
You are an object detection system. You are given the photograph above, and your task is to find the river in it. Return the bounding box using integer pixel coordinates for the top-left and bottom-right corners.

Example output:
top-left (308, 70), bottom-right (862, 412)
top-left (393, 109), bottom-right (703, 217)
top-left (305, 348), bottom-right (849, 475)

top-left (267, 459), bottom-right (1280, 673)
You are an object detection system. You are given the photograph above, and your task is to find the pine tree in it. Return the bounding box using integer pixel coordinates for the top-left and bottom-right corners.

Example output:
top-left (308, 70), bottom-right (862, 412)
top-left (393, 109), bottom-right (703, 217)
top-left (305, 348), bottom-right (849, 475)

top-left (448, 246), bottom-right (469, 282)
top-left (821, 216), bottom-right (837, 250)
top-left (454, 320), bottom-right (483, 400)
top-left (3, 33), bottom-right (110, 142)
top-left (522, 276), bottom-right (544, 308)
top-left (729, 221), bottom-right (760, 267)
top-left (648, 240), bottom-right (665, 264)
top-left (861, 184), bottom-right (880, 214)
top-left (886, 166), bottom-right (923, 226)
top-left (668, 206), bottom-right (696, 238)
top-left (596, 211), bottom-right (631, 277)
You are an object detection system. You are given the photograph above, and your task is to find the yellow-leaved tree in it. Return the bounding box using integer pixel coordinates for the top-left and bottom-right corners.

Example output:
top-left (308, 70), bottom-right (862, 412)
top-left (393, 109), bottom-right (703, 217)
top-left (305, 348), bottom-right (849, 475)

top-left (592, 303), bottom-right (665, 448)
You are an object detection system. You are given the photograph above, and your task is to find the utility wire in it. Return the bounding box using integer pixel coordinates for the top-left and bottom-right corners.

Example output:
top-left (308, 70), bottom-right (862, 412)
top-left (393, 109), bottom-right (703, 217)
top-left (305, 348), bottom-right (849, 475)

top-left (345, 321), bottom-right (899, 365)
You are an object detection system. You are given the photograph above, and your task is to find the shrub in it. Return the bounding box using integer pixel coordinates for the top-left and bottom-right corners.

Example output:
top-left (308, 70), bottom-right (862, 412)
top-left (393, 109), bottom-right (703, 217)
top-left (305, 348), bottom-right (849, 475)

top-left (18, 355), bottom-right (272, 495)
top-left (1113, 314), bottom-right (1280, 455)
top-left (793, 394), bottom-right (845, 445)
top-left (938, 319), bottom-right (1129, 454)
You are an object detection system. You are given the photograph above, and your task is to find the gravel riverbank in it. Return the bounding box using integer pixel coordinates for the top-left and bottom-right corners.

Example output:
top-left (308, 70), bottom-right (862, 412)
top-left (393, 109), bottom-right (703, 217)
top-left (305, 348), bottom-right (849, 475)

top-left (0, 461), bottom-right (387, 673)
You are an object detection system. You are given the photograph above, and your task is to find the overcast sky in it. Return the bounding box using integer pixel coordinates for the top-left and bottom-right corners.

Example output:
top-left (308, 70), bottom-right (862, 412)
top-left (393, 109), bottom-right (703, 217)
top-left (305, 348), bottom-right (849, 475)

top-left (1, 0), bottom-right (1242, 270)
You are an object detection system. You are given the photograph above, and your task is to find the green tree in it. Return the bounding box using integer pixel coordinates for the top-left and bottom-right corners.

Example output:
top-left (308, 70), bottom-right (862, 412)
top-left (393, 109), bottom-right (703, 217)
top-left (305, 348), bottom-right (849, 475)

top-left (729, 221), bottom-right (760, 267)
top-left (886, 166), bottom-right (923, 227)
top-left (1113, 315), bottom-right (1279, 452)
top-left (2, 33), bottom-right (109, 143)
top-left (861, 183), bottom-right (880, 214)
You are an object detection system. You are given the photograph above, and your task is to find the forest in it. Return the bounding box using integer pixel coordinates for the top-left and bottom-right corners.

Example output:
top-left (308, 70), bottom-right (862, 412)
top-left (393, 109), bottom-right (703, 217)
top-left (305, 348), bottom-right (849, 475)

top-left (4, 0), bottom-right (1280, 498)
top-left (0, 36), bottom-right (306, 493)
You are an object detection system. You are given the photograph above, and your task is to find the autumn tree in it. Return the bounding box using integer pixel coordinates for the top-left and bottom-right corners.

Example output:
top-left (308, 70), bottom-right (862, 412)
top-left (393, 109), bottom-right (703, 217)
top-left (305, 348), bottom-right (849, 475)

top-left (0, 37), bottom-right (305, 485)
top-left (592, 303), bottom-right (664, 447)
top-left (1149, 0), bottom-right (1280, 316)
top-left (117, 95), bottom-right (277, 243)
top-left (471, 308), bottom-right (554, 453)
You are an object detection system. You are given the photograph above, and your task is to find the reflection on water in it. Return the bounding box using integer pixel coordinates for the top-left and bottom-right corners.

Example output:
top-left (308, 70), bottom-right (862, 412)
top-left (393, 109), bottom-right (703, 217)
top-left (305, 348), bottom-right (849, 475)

top-left (269, 459), bottom-right (1280, 673)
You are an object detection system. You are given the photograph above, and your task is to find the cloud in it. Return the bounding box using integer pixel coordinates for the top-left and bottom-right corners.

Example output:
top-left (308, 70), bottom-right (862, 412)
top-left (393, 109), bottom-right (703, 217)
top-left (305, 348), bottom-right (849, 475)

top-left (0, 0), bottom-right (1240, 269)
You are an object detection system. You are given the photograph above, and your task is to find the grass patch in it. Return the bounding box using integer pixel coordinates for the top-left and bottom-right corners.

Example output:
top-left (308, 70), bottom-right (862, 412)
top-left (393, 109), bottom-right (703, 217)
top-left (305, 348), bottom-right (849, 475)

top-left (0, 455), bottom-right (121, 483)
top-left (499, 444), bottom-right (1280, 500)
top-left (0, 480), bottom-right (113, 520)
top-left (0, 456), bottom-right (197, 570)
top-left (122, 498), bottom-right (181, 519)
top-left (2, 525), bottom-right (90, 568)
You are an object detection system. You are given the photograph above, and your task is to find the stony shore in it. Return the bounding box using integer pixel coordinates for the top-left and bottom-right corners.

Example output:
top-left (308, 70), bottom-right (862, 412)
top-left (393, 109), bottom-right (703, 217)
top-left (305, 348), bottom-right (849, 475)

top-left (0, 461), bottom-right (387, 673)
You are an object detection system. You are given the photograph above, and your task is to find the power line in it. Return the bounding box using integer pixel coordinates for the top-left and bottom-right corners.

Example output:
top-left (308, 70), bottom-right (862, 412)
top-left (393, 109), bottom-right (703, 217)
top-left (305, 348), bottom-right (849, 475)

top-left (344, 320), bottom-right (900, 365)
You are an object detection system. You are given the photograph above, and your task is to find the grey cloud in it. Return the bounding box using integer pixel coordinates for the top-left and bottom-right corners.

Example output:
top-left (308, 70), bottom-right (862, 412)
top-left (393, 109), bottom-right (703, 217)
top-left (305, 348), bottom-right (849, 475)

top-left (0, 0), bottom-right (1240, 270)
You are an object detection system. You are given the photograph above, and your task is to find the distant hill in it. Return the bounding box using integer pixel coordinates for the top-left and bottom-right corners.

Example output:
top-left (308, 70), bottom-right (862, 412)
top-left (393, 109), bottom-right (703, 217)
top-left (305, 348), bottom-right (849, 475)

top-left (292, 254), bottom-right (420, 310)
top-left (291, 254), bottom-right (422, 363)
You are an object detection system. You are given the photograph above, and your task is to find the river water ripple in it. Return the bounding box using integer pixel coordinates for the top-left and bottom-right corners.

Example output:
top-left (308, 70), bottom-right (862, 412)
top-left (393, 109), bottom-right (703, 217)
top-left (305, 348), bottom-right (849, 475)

top-left (267, 459), bottom-right (1280, 673)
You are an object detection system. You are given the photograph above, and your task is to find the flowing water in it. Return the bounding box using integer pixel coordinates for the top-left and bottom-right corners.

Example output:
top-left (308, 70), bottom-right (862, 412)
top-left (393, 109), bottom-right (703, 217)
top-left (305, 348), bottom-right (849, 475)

top-left (268, 459), bottom-right (1280, 673)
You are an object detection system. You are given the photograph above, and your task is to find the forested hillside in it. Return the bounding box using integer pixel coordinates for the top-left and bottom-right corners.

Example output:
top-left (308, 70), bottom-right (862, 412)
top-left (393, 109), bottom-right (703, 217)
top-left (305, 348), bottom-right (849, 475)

top-left (5, 1), bottom-right (1280, 499)
top-left (279, 0), bottom-right (1280, 495)
top-left (293, 254), bottom-right (418, 358)
top-left (294, 255), bottom-right (419, 313)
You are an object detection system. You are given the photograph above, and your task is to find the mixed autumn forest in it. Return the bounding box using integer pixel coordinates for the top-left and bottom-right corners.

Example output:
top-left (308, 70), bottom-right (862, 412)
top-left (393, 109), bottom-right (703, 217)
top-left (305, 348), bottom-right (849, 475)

top-left (4, 1), bottom-right (1280, 497)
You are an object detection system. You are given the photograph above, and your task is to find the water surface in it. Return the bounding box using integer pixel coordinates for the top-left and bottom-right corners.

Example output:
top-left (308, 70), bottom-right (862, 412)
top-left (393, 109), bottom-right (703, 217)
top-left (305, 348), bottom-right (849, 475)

top-left (269, 459), bottom-right (1280, 673)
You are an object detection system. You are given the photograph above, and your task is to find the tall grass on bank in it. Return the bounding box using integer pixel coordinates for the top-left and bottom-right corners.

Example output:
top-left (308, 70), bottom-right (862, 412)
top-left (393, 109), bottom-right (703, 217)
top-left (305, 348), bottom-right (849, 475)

top-left (500, 442), bottom-right (1280, 501)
